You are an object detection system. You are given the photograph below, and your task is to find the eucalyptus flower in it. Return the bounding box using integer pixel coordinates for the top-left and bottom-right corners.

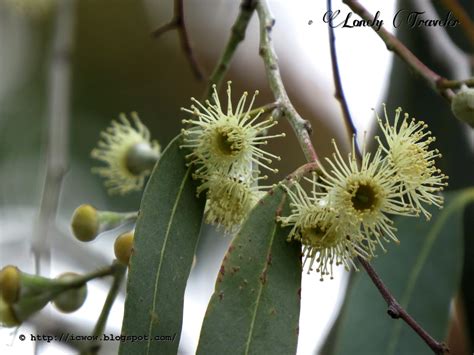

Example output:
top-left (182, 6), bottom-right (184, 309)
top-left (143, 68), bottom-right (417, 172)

top-left (91, 113), bottom-right (160, 195)
top-left (181, 81), bottom-right (284, 177)
top-left (318, 138), bottom-right (416, 252)
top-left (376, 105), bottom-right (448, 219)
top-left (197, 171), bottom-right (266, 233)
top-left (279, 178), bottom-right (373, 281)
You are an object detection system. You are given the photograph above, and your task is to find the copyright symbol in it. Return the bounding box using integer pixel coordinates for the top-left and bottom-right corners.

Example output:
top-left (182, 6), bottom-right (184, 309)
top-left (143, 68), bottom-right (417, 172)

top-left (19, 334), bottom-right (25, 341)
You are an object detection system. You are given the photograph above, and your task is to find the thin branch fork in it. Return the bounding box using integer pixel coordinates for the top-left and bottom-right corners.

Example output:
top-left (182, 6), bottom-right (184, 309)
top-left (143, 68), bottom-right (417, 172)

top-left (203, 0), bottom-right (257, 99)
top-left (358, 257), bottom-right (449, 355)
top-left (342, 0), bottom-right (455, 102)
top-left (152, 0), bottom-right (205, 80)
top-left (255, 0), bottom-right (319, 163)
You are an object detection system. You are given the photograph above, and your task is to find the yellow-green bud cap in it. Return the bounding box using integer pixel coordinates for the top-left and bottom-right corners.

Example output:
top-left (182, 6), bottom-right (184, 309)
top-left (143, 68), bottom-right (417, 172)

top-left (52, 273), bottom-right (88, 313)
top-left (71, 204), bottom-right (99, 242)
top-left (0, 297), bottom-right (20, 328)
top-left (451, 86), bottom-right (474, 127)
top-left (114, 231), bottom-right (134, 265)
top-left (0, 266), bottom-right (21, 304)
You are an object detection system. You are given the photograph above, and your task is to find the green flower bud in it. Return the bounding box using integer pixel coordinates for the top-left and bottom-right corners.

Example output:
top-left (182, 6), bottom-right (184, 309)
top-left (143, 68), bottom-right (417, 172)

top-left (0, 265), bottom-right (21, 304)
top-left (71, 204), bottom-right (99, 242)
top-left (451, 86), bottom-right (474, 127)
top-left (114, 231), bottom-right (134, 265)
top-left (52, 273), bottom-right (88, 313)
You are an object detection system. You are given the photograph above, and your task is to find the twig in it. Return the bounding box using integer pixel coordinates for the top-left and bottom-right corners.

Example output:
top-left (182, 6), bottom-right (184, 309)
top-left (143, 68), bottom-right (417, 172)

top-left (32, 0), bottom-right (76, 275)
top-left (438, 0), bottom-right (474, 49)
top-left (342, 0), bottom-right (455, 101)
top-left (152, 0), bottom-right (205, 80)
top-left (203, 0), bottom-right (257, 99)
top-left (358, 256), bottom-right (448, 354)
top-left (326, 0), bottom-right (362, 162)
top-left (438, 77), bottom-right (474, 89)
top-left (411, 0), bottom-right (471, 82)
top-left (255, 0), bottom-right (319, 163)
top-left (81, 262), bottom-right (127, 355)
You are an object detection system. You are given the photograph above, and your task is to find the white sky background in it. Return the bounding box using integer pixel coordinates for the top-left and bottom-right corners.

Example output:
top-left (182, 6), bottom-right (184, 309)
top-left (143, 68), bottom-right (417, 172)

top-left (0, 1), bottom-right (397, 354)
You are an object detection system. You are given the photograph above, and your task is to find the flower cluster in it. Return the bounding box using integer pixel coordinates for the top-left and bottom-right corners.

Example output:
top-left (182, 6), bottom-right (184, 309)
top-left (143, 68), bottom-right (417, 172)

top-left (279, 106), bottom-right (447, 280)
top-left (181, 82), bottom-right (284, 232)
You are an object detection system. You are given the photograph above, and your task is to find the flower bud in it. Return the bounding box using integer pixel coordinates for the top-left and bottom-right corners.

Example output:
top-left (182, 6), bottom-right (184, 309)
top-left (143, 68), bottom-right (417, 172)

top-left (71, 204), bottom-right (99, 242)
top-left (0, 297), bottom-right (20, 328)
top-left (52, 273), bottom-right (88, 313)
top-left (0, 265), bottom-right (21, 304)
top-left (451, 86), bottom-right (474, 127)
top-left (114, 231), bottom-right (134, 265)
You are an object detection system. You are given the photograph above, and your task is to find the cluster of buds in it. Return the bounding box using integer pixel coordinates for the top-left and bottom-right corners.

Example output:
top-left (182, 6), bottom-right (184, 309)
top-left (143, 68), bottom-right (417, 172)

top-left (0, 266), bottom-right (88, 328)
top-left (181, 82), bottom-right (285, 232)
top-left (70, 205), bottom-right (135, 266)
top-left (279, 105), bottom-right (448, 280)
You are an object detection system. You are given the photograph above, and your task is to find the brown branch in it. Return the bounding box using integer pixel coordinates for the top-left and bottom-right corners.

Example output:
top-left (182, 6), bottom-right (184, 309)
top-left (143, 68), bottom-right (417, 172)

top-left (358, 257), bottom-right (449, 355)
top-left (438, 77), bottom-right (474, 89)
top-left (342, 0), bottom-right (455, 102)
top-left (326, 0), bottom-right (362, 162)
top-left (151, 0), bottom-right (205, 80)
top-left (438, 0), bottom-right (474, 49)
top-left (255, 0), bottom-right (319, 163)
top-left (203, 0), bottom-right (257, 99)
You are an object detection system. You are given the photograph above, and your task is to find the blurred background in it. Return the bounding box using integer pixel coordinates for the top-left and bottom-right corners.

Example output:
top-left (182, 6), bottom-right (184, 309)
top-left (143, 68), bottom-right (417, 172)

top-left (1, 0), bottom-right (472, 354)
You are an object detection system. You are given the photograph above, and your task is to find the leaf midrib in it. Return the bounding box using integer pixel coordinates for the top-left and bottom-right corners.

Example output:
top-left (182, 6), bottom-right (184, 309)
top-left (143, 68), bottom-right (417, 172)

top-left (243, 221), bottom-right (277, 355)
top-left (145, 167), bottom-right (191, 354)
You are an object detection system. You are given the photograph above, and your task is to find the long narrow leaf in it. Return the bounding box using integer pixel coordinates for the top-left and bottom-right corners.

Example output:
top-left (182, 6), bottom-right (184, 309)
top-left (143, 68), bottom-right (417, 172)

top-left (197, 185), bottom-right (302, 355)
top-left (119, 135), bottom-right (205, 355)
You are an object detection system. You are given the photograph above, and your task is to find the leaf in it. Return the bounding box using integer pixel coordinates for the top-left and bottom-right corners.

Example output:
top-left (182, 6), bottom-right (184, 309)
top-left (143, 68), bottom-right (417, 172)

top-left (119, 135), bottom-right (205, 355)
top-left (333, 189), bottom-right (474, 355)
top-left (197, 185), bottom-right (302, 355)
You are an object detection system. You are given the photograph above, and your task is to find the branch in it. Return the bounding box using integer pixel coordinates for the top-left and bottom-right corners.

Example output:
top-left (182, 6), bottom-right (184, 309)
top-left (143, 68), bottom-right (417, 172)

top-left (358, 257), bottom-right (448, 354)
top-left (81, 262), bottom-right (127, 355)
top-left (203, 0), bottom-right (257, 99)
top-left (326, 0), bottom-right (362, 161)
top-left (152, 0), bottom-right (205, 80)
top-left (255, 0), bottom-right (319, 163)
top-left (32, 0), bottom-right (76, 275)
top-left (438, 77), bottom-right (474, 89)
top-left (438, 0), bottom-right (474, 49)
top-left (342, 0), bottom-right (455, 101)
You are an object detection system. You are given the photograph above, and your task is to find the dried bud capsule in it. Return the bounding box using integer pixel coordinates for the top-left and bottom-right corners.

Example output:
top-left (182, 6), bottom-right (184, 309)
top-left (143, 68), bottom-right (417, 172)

top-left (52, 273), bottom-right (88, 313)
top-left (114, 231), bottom-right (134, 265)
top-left (71, 204), bottom-right (99, 242)
top-left (451, 86), bottom-right (474, 127)
top-left (0, 265), bottom-right (21, 304)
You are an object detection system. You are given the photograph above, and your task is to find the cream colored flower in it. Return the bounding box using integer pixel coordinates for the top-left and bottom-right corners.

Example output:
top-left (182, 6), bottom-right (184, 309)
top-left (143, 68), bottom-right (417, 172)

top-left (375, 105), bottom-right (448, 219)
top-left (181, 81), bottom-right (284, 177)
top-left (91, 113), bottom-right (160, 195)
top-left (318, 138), bottom-right (416, 252)
top-left (279, 178), bottom-right (373, 281)
top-left (197, 172), bottom-right (265, 233)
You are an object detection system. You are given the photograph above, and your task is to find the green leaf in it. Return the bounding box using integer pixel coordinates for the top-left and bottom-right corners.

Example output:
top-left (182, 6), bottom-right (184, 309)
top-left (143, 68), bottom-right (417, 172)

top-left (119, 135), bottom-right (205, 355)
top-left (197, 185), bottom-right (302, 355)
top-left (333, 189), bottom-right (474, 355)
